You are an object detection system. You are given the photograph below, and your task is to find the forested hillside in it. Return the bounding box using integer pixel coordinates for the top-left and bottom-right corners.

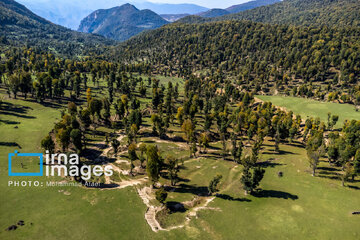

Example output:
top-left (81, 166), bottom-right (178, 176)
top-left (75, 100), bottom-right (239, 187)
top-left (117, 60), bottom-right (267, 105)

top-left (226, 0), bottom-right (280, 14)
top-left (0, 0), bottom-right (114, 57)
top-left (218, 0), bottom-right (360, 27)
top-left (114, 21), bottom-right (360, 105)
top-left (180, 0), bottom-right (360, 28)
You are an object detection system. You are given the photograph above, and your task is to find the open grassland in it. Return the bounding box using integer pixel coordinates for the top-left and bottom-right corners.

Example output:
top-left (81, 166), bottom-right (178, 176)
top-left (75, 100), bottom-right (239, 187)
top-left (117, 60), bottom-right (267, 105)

top-left (1, 82), bottom-right (360, 239)
top-left (256, 95), bottom-right (360, 127)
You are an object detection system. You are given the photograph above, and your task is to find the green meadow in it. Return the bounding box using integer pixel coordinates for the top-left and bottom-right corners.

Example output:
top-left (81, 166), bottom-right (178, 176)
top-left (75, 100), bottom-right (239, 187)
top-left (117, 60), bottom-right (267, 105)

top-left (256, 95), bottom-right (360, 127)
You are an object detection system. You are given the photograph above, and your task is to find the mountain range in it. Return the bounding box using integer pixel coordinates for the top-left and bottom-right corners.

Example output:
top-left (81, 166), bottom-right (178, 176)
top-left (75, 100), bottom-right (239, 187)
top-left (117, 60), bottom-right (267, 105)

top-left (78, 0), bottom-right (282, 41)
top-left (0, 0), bottom-right (113, 56)
top-left (4, 0), bottom-right (357, 48)
top-left (114, 0), bottom-right (360, 62)
top-left (16, 0), bottom-right (208, 30)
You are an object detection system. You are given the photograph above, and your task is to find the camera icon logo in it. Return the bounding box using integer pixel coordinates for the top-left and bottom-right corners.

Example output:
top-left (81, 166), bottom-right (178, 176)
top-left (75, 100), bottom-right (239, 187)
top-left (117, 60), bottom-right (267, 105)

top-left (8, 150), bottom-right (43, 176)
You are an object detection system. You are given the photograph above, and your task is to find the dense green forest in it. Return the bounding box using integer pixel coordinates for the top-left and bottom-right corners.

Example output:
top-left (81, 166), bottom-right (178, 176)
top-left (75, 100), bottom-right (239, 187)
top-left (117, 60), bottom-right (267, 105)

top-left (113, 21), bottom-right (360, 105)
top-left (180, 0), bottom-right (360, 28)
top-left (219, 0), bottom-right (360, 27)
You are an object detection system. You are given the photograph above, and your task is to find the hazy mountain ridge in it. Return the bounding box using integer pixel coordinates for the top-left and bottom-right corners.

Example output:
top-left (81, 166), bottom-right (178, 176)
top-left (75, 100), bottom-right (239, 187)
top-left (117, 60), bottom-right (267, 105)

top-left (0, 0), bottom-right (114, 56)
top-left (186, 0), bottom-right (282, 23)
top-left (78, 4), bottom-right (168, 41)
top-left (17, 0), bottom-right (208, 29)
top-left (226, 0), bottom-right (281, 14)
top-left (197, 9), bottom-right (230, 18)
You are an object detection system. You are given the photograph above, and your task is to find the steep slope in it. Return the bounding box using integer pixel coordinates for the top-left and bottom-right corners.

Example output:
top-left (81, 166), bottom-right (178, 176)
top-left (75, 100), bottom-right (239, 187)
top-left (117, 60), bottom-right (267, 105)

top-left (113, 20), bottom-right (359, 95)
top-left (78, 4), bottom-right (168, 41)
top-left (197, 9), bottom-right (230, 18)
top-left (219, 0), bottom-right (360, 27)
top-left (0, 0), bottom-right (114, 56)
top-left (226, 0), bottom-right (281, 14)
top-left (178, 0), bottom-right (281, 24)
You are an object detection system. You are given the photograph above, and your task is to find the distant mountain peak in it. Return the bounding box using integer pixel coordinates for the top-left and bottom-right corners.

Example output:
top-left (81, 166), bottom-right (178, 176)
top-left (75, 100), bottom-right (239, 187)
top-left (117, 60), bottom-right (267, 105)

top-left (116, 3), bottom-right (138, 11)
top-left (78, 3), bottom-right (168, 41)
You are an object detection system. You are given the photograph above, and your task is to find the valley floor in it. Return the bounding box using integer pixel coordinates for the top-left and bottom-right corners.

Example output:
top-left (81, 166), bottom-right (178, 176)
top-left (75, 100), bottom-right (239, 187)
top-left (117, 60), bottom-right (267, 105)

top-left (1, 86), bottom-right (360, 240)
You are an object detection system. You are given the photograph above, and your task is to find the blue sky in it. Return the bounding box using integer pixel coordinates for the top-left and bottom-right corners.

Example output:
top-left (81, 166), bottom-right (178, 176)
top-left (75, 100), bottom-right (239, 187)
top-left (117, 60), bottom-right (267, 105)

top-left (147, 0), bottom-right (250, 8)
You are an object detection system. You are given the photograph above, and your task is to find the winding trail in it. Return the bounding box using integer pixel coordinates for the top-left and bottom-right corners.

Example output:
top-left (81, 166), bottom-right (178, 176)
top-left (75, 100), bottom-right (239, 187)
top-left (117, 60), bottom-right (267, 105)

top-left (137, 187), bottom-right (165, 232)
top-left (137, 186), bottom-right (218, 232)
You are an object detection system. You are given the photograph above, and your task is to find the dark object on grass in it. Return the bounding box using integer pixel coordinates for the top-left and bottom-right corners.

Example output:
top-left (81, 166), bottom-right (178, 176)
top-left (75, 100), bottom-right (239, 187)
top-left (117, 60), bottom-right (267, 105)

top-left (278, 171), bottom-right (283, 177)
top-left (17, 220), bottom-right (25, 226)
top-left (6, 225), bottom-right (17, 231)
top-left (14, 126), bottom-right (18, 129)
top-left (352, 212), bottom-right (360, 215)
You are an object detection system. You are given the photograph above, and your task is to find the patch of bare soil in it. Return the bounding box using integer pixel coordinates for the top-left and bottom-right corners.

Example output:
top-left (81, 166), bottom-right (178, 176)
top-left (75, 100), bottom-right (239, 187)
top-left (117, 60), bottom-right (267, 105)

top-left (137, 187), bottom-right (219, 232)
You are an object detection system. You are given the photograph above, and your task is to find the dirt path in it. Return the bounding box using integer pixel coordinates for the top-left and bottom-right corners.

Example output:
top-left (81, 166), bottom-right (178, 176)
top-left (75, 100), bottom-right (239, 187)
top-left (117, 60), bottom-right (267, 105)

top-left (186, 197), bottom-right (216, 217)
top-left (92, 133), bottom-right (126, 162)
top-left (110, 162), bottom-right (130, 175)
top-left (107, 177), bottom-right (148, 190)
top-left (137, 187), bottom-right (165, 232)
top-left (137, 186), bottom-right (218, 232)
top-left (99, 132), bottom-right (146, 188)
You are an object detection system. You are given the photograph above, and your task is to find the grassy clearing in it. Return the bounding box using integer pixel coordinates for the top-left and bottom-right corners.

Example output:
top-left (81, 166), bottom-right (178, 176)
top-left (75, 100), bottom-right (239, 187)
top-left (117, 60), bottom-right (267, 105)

top-left (157, 140), bottom-right (360, 240)
top-left (256, 95), bottom-right (360, 127)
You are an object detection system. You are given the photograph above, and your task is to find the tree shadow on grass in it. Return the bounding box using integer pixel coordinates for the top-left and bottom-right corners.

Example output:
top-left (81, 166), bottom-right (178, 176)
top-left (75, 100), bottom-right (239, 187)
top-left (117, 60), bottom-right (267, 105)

top-left (0, 119), bottom-right (20, 125)
top-left (318, 166), bottom-right (338, 172)
top-left (163, 135), bottom-right (186, 143)
top-left (1, 101), bottom-right (32, 113)
top-left (318, 174), bottom-right (340, 180)
top-left (166, 201), bottom-right (187, 213)
top-left (38, 101), bottom-right (63, 109)
top-left (207, 145), bottom-right (222, 150)
top-left (317, 168), bottom-right (341, 180)
top-left (286, 142), bottom-right (305, 148)
top-left (81, 148), bottom-right (116, 164)
top-left (216, 194), bottom-right (251, 202)
top-left (348, 185), bottom-right (360, 190)
top-left (173, 183), bottom-right (208, 196)
top-left (262, 149), bottom-right (297, 155)
top-left (0, 111), bottom-right (36, 119)
top-left (0, 142), bottom-right (22, 148)
top-left (86, 142), bottom-right (108, 149)
top-left (257, 160), bottom-right (284, 168)
top-left (1, 101), bottom-right (35, 119)
top-left (252, 190), bottom-right (298, 200)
